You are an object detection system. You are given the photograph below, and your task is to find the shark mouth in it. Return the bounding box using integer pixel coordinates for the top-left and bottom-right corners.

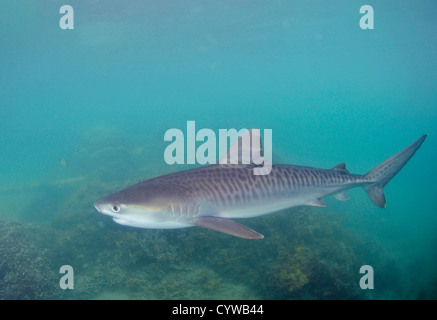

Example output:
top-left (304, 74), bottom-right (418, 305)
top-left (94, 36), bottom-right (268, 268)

top-left (112, 217), bottom-right (130, 225)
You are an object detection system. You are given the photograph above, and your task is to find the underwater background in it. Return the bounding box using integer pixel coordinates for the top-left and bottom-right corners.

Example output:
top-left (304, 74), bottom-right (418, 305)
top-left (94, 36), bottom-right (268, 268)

top-left (0, 0), bottom-right (436, 299)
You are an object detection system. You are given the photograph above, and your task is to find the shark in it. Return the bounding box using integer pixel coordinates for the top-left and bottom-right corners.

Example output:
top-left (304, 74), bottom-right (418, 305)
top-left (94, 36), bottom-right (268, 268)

top-left (94, 131), bottom-right (426, 239)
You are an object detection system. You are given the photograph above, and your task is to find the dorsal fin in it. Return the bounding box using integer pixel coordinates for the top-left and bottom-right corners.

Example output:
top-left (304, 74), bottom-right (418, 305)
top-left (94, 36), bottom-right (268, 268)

top-left (218, 129), bottom-right (264, 165)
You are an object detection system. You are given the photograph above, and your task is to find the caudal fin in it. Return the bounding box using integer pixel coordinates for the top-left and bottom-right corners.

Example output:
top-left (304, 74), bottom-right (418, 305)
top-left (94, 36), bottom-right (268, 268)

top-left (363, 135), bottom-right (427, 208)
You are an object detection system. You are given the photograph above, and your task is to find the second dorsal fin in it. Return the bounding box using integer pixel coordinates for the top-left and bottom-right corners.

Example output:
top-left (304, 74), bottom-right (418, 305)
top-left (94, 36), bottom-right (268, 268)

top-left (332, 162), bottom-right (350, 174)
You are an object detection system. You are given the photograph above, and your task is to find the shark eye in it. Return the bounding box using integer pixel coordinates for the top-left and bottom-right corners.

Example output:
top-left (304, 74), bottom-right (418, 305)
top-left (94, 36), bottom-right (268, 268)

top-left (112, 205), bottom-right (120, 213)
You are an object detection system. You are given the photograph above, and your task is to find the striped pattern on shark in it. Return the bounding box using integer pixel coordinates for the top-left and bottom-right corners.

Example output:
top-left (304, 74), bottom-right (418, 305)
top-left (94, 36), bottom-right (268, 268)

top-left (94, 132), bottom-right (426, 239)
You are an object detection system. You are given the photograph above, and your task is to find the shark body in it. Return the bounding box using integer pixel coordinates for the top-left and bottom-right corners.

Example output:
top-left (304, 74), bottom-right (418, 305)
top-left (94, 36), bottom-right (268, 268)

top-left (94, 133), bottom-right (426, 239)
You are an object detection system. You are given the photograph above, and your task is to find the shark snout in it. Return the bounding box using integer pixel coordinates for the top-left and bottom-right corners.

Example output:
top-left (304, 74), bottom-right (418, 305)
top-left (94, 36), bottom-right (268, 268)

top-left (94, 201), bottom-right (102, 213)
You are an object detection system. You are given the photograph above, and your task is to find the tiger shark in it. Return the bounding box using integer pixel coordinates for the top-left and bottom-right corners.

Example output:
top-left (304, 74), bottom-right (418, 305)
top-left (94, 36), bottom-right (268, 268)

top-left (94, 131), bottom-right (426, 239)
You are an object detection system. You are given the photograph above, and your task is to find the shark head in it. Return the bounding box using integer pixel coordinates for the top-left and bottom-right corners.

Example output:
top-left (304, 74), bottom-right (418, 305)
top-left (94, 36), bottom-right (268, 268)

top-left (94, 183), bottom-right (189, 229)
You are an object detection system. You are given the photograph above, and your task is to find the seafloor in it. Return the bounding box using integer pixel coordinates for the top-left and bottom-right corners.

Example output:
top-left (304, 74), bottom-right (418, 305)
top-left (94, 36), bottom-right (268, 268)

top-left (0, 126), bottom-right (433, 300)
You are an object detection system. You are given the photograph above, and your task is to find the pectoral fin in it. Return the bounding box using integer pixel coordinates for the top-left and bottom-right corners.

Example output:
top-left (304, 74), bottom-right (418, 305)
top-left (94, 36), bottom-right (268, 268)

top-left (193, 216), bottom-right (264, 239)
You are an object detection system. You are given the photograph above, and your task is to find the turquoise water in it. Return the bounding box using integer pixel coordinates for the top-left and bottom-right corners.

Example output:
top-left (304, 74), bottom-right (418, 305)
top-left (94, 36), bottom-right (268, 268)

top-left (1, 1), bottom-right (436, 299)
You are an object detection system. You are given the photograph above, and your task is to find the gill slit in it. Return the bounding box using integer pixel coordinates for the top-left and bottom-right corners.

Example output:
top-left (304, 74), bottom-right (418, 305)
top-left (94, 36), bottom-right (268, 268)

top-left (169, 201), bottom-right (175, 217)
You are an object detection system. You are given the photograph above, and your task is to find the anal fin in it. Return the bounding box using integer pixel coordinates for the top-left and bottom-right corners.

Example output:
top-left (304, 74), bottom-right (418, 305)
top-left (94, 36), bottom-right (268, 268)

top-left (193, 216), bottom-right (264, 239)
top-left (333, 191), bottom-right (350, 201)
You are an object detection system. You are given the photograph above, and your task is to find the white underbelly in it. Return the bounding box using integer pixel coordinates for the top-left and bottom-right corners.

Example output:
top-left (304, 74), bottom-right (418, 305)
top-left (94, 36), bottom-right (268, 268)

top-left (113, 217), bottom-right (192, 229)
top-left (217, 197), bottom-right (309, 219)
